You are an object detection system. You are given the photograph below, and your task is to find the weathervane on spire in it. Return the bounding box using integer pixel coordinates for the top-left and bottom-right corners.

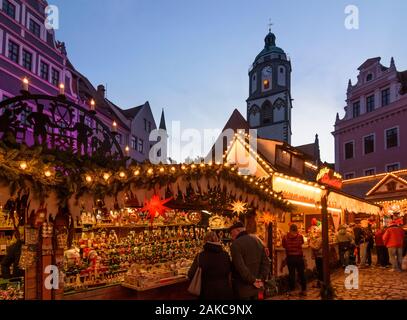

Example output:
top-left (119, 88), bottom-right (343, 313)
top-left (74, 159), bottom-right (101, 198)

top-left (268, 19), bottom-right (274, 32)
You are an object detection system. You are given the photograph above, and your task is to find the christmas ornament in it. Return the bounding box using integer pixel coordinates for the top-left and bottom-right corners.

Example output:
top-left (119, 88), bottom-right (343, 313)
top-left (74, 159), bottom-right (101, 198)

top-left (230, 200), bottom-right (248, 215)
top-left (141, 195), bottom-right (172, 223)
top-left (258, 212), bottom-right (274, 225)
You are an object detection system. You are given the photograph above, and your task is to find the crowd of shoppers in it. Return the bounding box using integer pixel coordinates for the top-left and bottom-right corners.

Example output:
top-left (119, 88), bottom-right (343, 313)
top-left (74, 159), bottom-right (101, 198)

top-left (188, 217), bottom-right (406, 300)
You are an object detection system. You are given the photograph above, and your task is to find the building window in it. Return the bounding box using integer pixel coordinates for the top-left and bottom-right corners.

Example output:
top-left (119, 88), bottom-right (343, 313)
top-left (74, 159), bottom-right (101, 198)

top-left (386, 163), bottom-right (400, 173)
top-left (2, 0), bottom-right (16, 19)
top-left (386, 127), bottom-right (399, 149)
top-left (364, 168), bottom-right (375, 176)
top-left (144, 118), bottom-right (147, 131)
top-left (366, 73), bottom-right (373, 82)
top-left (22, 49), bottom-right (32, 71)
top-left (131, 136), bottom-right (137, 149)
top-left (8, 40), bottom-right (19, 63)
top-left (138, 139), bottom-right (144, 153)
top-left (352, 101), bottom-right (360, 118)
top-left (364, 135), bottom-right (375, 154)
top-left (344, 173), bottom-right (355, 180)
top-left (381, 88), bottom-right (390, 107)
top-left (366, 95), bottom-right (375, 113)
top-left (261, 101), bottom-right (273, 124)
top-left (344, 142), bottom-right (354, 160)
top-left (148, 121), bottom-right (151, 132)
top-left (29, 19), bottom-right (41, 38)
top-left (40, 61), bottom-right (49, 81)
top-left (51, 68), bottom-right (60, 86)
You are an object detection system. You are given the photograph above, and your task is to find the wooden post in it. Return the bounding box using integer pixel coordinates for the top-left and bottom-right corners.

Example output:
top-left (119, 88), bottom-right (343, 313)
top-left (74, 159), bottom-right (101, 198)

top-left (267, 222), bottom-right (273, 275)
top-left (321, 189), bottom-right (332, 300)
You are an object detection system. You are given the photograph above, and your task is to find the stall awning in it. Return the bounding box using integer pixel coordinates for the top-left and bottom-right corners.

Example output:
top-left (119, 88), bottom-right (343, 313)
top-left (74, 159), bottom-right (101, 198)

top-left (328, 191), bottom-right (381, 215)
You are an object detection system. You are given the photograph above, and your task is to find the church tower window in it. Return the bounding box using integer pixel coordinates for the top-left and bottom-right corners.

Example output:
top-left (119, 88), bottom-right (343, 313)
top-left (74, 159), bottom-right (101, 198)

top-left (261, 101), bottom-right (273, 124)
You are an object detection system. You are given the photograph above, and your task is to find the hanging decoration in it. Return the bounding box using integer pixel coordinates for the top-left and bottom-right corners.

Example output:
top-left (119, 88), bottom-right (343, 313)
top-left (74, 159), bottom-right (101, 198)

top-left (258, 211), bottom-right (275, 225)
top-left (140, 195), bottom-right (172, 223)
top-left (230, 200), bottom-right (248, 215)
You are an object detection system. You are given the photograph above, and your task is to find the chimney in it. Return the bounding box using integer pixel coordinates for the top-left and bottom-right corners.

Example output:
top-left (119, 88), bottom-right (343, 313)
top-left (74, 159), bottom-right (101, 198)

top-left (97, 85), bottom-right (106, 99)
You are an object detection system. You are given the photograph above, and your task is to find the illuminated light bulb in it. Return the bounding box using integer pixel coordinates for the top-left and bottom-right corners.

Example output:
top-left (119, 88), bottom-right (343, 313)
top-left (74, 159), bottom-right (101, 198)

top-left (85, 175), bottom-right (92, 183)
top-left (181, 165), bottom-right (187, 170)
top-left (44, 170), bottom-right (52, 177)
top-left (112, 121), bottom-right (118, 133)
top-left (90, 99), bottom-right (96, 111)
top-left (200, 163), bottom-right (205, 168)
top-left (191, 164), bottom-right (196, 169)
top-left (134, 170), bottom-right (140, 176)
top-left (19, 162), bottom-right (28, 170)
top-left (103, 173), bottom-right (110, 181)
top-left (59, 83), bottom-right (65, 95)
top-left (147, 168), bottom-right (153, 175)
top-left (249, 178), bottom-right (254, 182)
top-left (125, 146), bottom-right (130, 154)
top-left (159, 167), bottom-right (165, 173)
top-left (119, 171), bottom-right (126, 178)
top-left (22, 77), bottom-right (29, 91)
top-left (170, 167), bottom-right (176, 172)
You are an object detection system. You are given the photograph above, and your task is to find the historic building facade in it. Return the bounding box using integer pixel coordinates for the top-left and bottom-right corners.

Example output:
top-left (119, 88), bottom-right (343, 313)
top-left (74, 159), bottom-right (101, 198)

top-left (332, 57), bottom-right (407, 179)
top-left (247, 29), bottom-right (292, 144)
top-left (0, 0), bottom-right (163, 162)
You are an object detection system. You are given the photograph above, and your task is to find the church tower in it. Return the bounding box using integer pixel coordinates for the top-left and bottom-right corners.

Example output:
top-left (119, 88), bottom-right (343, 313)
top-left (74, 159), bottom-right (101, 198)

top-left (247, 29), bottom-right (292, 144)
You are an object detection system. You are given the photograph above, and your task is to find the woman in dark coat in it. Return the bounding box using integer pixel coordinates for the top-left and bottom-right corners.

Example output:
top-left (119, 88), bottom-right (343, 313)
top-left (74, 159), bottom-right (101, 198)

top-left (188, 232), bottom-right (233, 300)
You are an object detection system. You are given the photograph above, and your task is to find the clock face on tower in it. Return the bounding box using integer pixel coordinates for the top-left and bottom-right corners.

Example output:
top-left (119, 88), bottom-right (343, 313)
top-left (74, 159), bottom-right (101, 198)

top-left (262, 66), bottom-right (272, 77)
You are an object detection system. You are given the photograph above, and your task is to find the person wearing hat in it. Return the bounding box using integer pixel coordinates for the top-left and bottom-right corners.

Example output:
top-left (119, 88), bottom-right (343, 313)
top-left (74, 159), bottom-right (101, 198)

top-left (229, 221), bottom-right (270, 300)
top-left (383, 220), bottom-right (405, 272)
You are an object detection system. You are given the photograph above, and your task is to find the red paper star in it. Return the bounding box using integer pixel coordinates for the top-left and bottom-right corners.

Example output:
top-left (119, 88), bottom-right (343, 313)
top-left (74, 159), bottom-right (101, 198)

top-left (141, 195), bottom-right (172, 223)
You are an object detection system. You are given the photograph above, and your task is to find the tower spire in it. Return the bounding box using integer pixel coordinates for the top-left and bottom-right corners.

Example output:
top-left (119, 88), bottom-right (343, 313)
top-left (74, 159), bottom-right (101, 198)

top-left (268, 19), bottom-right (273, 33)
top-left (159, 108), bottom-right (167, 131)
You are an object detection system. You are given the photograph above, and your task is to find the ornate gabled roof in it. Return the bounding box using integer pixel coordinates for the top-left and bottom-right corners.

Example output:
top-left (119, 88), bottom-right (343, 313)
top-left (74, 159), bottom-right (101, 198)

top-left (357, 57), bottom-right (381, 71)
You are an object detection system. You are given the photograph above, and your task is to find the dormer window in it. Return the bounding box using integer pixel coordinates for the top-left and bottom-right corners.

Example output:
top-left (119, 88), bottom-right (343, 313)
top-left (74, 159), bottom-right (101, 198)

top-left (366, 73), bottom-right (373, 82)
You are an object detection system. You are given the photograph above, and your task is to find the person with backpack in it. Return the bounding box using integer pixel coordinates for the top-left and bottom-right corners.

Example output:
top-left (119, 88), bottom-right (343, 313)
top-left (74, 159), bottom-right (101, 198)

top-left (282, 224), bottom-right (307, 296)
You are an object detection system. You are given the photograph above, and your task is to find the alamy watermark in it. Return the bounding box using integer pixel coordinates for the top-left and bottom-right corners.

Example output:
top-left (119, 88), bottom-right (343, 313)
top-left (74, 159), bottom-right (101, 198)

top-left (344, 5), bottom-right (359, 30)
top-left (344, 265), bottom-right (359, 290)
top-left (45, 5), bottom-right (59, 30)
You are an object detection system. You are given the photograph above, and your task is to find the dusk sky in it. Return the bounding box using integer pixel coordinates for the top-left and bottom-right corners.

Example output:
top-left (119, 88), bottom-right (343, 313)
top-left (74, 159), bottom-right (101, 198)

top-left (51, 0), bottom-right (407, 163)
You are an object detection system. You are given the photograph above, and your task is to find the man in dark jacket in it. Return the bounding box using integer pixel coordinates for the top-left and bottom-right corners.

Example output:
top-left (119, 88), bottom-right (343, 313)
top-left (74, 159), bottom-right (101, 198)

top-left (230, 222), bottom-right (270, 300)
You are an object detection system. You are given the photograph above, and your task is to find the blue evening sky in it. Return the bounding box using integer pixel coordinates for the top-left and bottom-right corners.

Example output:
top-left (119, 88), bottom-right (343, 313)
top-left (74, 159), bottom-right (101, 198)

top-left (50, 0), bottom-right (407, 163)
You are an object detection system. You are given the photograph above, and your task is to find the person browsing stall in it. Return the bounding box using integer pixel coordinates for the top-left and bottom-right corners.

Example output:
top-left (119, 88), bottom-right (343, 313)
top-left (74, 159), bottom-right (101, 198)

top-left (229, 222), bottom-right (270, 300)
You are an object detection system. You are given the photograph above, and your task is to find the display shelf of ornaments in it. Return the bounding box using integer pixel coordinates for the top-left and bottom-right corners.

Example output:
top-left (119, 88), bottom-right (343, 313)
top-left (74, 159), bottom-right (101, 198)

top-left (63, 209), bottom-right (207, 294)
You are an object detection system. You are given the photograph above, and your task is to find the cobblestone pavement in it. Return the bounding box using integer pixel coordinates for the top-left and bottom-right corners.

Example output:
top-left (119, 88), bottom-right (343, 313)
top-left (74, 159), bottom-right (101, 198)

top-left (269, 265), bottom-right (407, 300)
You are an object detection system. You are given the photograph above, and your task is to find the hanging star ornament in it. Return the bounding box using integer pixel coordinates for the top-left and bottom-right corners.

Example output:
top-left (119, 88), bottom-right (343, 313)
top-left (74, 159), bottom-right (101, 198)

top-left (141, 195), bottom-right (172, 223)
top-left (259, 212), bottom-right (274, 225)
top-left (231, 200), bottom-right (248, 215)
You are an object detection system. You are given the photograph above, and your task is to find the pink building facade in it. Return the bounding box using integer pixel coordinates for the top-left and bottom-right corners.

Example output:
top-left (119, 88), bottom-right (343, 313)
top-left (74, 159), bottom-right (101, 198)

top-left (333, 57), bottom-right (407, 179)
top-left (0, 0), bottom-right (164, 162)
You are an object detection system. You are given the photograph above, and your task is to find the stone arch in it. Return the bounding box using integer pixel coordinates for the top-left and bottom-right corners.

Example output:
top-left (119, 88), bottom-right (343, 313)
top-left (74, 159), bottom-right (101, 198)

top-left (273, 98), bottom-right (286, 122)
top-left (248, 105), bottom-right (260, 127)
